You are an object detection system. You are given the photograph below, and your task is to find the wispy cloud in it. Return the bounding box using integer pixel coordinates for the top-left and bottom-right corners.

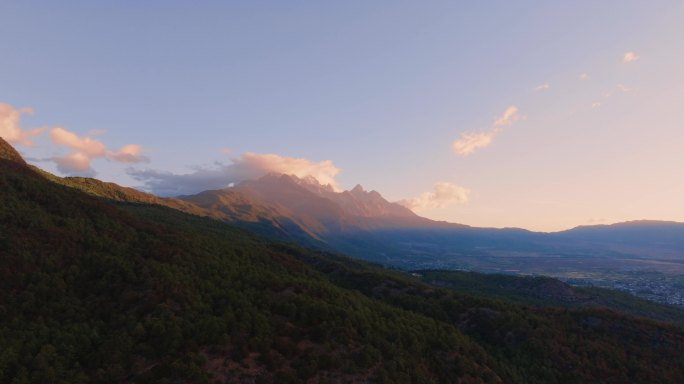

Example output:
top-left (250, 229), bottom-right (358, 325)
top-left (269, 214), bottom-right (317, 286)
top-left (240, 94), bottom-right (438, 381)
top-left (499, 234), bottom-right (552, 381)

top-left (534, 83), bottom-right (550, 92)
top-left (588, 84), bottom-right (636, 110)
top-left (0, 103), bottom-right (44, 146)
top-left (108, 144), bottom-right (145, 163)
top-left (616, 84), bottom-right (634, 93)
top-left (398, 182), bottom-right (470, 212)
top-left (493, 106), bottom-right (520, 127)
top-left (623, 51), bottom-right (639, 63)
top-left (452, 131), bottom-right (498, 156)
top-left (128, 152), bottom-right (341, 196)
top-left (1, 102), bottom-right (147, 175)
top-left (50, 127), bottom-right (148, 175)
top-left (50, 127), bottom-right (107, 157)
top-left (578, 73), bottom-right (590, 81)
top-left (452, 106), bottom-right (520, 156)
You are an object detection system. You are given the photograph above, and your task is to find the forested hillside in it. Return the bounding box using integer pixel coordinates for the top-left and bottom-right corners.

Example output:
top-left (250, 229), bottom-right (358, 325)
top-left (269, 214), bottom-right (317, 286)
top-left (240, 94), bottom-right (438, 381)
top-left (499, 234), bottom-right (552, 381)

top-left (2, 137), bottom-right (684, 383)
top-left (418, 270), bottom-right (684, 327)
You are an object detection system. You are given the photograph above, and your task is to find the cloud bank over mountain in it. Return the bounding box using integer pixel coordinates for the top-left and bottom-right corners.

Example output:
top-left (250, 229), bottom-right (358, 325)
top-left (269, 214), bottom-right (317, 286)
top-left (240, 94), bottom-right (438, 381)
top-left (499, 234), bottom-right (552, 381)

top-left (128, 152), bottom-right (340, 196)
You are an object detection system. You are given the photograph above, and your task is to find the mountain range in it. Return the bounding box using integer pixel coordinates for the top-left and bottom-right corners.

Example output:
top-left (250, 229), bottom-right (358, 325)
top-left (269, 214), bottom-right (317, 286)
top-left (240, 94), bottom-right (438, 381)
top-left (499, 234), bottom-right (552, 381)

top-left (17, 132), bottom-right (684, 287)
top-left (40, 158), bottom-right (684, 278)
top-left (178, 174), bottom-right (684, 265)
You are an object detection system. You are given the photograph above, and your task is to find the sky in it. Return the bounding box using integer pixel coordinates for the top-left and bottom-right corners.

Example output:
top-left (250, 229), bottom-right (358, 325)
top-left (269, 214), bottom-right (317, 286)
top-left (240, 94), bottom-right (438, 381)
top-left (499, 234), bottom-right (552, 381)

top-left (2, 1), bottom-right (684, 231)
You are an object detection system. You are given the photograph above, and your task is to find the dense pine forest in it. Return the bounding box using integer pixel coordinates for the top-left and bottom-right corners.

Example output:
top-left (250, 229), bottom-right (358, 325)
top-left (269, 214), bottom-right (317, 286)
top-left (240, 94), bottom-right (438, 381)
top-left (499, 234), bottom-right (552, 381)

top-left (2, 137), bottom-right (684, 383)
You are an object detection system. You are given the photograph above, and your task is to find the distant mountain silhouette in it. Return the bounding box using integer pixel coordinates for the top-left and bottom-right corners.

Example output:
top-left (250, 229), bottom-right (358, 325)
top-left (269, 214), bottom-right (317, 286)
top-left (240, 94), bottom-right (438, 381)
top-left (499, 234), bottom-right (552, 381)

top-left (562, 219), bottom-right (684, 234)
top-left (554, 220), bottom-right (684, 256)
top-left (178, 173), bottom-right (461, 242)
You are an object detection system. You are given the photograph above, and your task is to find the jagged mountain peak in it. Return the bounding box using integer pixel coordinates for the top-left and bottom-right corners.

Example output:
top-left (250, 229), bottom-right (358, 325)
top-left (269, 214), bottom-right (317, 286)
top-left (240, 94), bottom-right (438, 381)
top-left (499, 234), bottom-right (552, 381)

top-left (193, 170), bottom-right (428, 235)
top-left (257, 172), bottom-right (296, 183)
top-left (0, 137), bottom-right (27, 165)
top-left (251, 172), bottom-right (336, 193)
top-left (295, 174), bottom-right (336, 193)
top-left (287, 175), bottom-right (417, 219)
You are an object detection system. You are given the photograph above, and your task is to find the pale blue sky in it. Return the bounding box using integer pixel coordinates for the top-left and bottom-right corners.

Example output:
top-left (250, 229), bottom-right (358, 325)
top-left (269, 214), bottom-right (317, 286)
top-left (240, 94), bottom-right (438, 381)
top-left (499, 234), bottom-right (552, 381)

top-left (2, 1), bottom-right (683, 230)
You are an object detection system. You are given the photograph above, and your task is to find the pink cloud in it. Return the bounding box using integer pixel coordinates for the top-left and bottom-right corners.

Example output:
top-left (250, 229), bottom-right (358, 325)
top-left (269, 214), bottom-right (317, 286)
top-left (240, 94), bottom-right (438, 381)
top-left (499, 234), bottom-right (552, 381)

top-left (534, 83), bottom-right (550, 92)
top-left (0, 102), bottom-right (146, 175)
top-left (623, 51), bottom-right (639, 63)
top-left (0, 103), bottom-right (44, 146)
top-left (452, 130), bottom-right (499, 156)
top-left (49, 127), bottom-right (147, 175)
top-left (399, 182), bottom-right (470, 212)
top-left (493, 106), bottom-right (520, 127)
top-left (452, 105), bottom-right (520, 156)
top-left (54, 152), bottom-right (94, 175)
top-left (107, 144), bottom-right (146, 163)
top-left (50, 127), bottom-right (107, 157)
top-left (234, 152), bottom-right (340, 189)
